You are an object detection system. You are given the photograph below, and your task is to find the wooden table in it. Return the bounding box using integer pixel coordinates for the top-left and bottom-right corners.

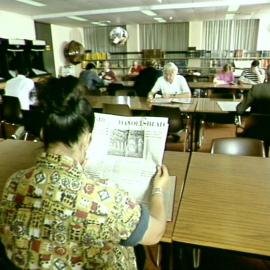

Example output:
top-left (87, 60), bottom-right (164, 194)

top-left (188, 82), bottom-right (252, 91)
top-left (161, 151), bottom-right (190, 243)
top-left (151, 98), bottom-right (198, 114)
top-left (188, 82), bottom-right (252, 100)
top-left (192, 98), bottom-right (240, 150)
top-left (173, 152), bottom-right (270, 257)
top-left (195, 97), bottom-right (241, 114)
top-left (86, 95), bottom-right (198, 114)
top-left (86, 95), bottom-right (152, 111)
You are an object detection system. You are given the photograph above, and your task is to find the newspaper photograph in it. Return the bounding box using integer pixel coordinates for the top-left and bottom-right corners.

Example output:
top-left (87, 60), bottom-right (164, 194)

top-left (84, 113), bottom-right (174, 219)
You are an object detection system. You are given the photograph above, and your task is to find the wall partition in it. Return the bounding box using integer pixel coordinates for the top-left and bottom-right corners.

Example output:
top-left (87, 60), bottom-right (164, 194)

top-left (202, 19), bottom-right (259, 51)
top-left (139, 22), bottom-right (189, 51)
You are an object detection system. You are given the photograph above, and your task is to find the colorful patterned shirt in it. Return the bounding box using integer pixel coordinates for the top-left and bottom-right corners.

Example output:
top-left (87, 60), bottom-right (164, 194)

top-left (0, 152), bottom-right (149, 270)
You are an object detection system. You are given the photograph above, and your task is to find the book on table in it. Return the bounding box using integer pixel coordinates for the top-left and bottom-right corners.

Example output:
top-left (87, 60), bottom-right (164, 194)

top-left (152, 97), bottom-right (193, 104)
top-left (84, 112), bottom-right (176, 221)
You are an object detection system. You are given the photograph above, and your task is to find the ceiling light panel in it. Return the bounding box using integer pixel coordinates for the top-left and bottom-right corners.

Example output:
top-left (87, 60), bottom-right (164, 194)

top-left (15, 0), bottom-right (46, 7)
top-left (67, 16), bottom-right (88, 22)
top-left (141, 10), bottom-right (157, 16)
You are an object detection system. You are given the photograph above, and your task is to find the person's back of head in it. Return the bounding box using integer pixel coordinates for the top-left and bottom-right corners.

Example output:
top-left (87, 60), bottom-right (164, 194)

top-left (16, 66), bottom-right (29, 76)
top-left (251, 60), bottom-right (260, 68)
top-left (85, 62), bottom-right (96, 70)
top-left (36, 75), bottom-right (95, 148)
top-left (222, 63), bottom-right (232, 72)
top-left (145, 59), bottom-right (158, 69)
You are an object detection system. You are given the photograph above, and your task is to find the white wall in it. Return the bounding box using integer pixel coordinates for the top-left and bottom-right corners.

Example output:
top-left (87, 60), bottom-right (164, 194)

top-left (126, 24), bottom-right (140, 52)
top-left (51, 25), bottom-right (84, 77)
top-left (257, 15), bottom-right (270, 51)
top-left (0, 11), bottom-right (35, 40)
top-left (189, 21), bottom-right (203, 50)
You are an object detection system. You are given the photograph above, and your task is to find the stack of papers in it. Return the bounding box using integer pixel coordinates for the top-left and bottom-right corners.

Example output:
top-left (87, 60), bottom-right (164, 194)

top-left (217, 101), bottom-right (250, 112)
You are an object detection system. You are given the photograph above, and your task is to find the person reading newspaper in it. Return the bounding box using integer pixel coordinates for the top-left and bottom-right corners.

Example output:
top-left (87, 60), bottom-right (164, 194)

top-left (0, 76), bottom-right (170, 270)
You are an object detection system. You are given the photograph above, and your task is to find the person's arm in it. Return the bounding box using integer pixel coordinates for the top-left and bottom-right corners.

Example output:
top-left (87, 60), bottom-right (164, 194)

top-left (147, 77), bottom-right (161, 101)
top-left (93, 72), bottom-right (105, 87)
top-left (239, 70), bottom-right (256, 85)
top-left (255, 67), bottom-right (265, 84)
top-left (178, 76), bottom-right (191, 98)
top-left (113, 165), bottom-right (169, 247)
top-left (139, 165), bottom-right (169, 245)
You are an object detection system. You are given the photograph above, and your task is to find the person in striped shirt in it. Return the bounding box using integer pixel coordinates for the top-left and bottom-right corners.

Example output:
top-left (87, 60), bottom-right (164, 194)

top-left (239, 60), bottom-right (265, 85)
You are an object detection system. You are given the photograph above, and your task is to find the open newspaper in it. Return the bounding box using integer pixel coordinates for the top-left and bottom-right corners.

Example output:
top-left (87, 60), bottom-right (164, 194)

top-left (85, 113), bottom-right (175, 220)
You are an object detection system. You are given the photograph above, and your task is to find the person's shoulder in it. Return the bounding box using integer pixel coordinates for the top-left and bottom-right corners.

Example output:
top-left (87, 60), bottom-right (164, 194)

top-left (253, 82), bottom-right (270, 91)
top-left (176, 74), bottom-right (186, 80)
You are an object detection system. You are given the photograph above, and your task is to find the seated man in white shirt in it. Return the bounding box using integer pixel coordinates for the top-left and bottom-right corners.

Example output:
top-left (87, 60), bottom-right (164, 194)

top-left (147, 62), bottom-right (191, 100)
top-left (4, 66), bottom-right (35, 110)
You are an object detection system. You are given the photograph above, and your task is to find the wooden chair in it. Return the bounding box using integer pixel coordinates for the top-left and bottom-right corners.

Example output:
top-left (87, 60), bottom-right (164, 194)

top-left (235, 113), bottom-right (270, 157)
top-left (102, 103), bottom-right (132, 116)
top-left (211, 137), bottom-right (266, 157)
top-left (150, 105), bottom-right (189, 151)
top-left (115, 89), bottom-right (136, 96)
top-left (0, 96), bottom-right (24, 139)
top-left (22, 108), bottom-right (43, 141)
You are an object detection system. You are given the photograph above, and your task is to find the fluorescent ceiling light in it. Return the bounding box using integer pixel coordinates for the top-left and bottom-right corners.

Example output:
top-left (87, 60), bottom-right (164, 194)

top-left (67, 16), bottom-right (88, 22)
top-left (154, 17), bottom-right (167, 22)
top-left (91, 22), bottom-right (107, 26)
top-left (141, 10), bottom-right (157, 16)
top-left (228, 5), bottom-right (240, 12)
top-left (15, 0), bottom-right (46, 7)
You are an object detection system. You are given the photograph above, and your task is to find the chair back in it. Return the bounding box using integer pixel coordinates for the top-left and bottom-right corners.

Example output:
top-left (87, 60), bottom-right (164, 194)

top-left (22, 109), bottom-right (43, 139)
top-left (150, 105), bottom-right (184, 133)
top-left (211, 137), bottom-right (265, 157)
top-left (115, 89), bottom-right (136, 96)
top-left (88, 89), bottom-right (101, 96)
top-left (102, 103), bottom-right (132, 116)
top-left (2, 95), bottom-right (23, 123)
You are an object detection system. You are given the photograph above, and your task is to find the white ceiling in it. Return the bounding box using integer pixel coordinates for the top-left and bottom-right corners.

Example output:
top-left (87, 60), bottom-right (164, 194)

top-left (0, 0), bottom-right (270, 27)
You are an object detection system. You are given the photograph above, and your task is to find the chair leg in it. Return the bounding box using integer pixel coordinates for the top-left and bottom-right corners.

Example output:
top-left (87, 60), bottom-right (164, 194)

top-left (23, 131), bottom-right (29, 141)
top-left (0, 121), bottom-right (6, 139)
top-left (193, 248), bottom-right (201, 269)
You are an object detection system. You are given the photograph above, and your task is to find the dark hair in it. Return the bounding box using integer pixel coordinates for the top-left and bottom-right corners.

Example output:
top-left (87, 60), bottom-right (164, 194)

top-left (86, 63), bottom-right (96, 70)
top-left (251, 60), bottom-right (260, 67)
top-left (145, 59), bottom-right (158, 68)
top-left (36, 76), bottom-right (95, 148)
top-left (16, 65), bottom-right (29, 76)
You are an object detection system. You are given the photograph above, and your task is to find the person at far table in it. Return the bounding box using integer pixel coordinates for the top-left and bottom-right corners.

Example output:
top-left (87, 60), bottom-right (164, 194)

top-left (147, 62), bottom-right (191, 100)
top-left (0, 75), bottom-right (170, 270)
top-left (236, 68), bottom-right (270, 156)
top-left (238, 60), bottom-right (265, 85)
top-left (4, 66), bottom-right (36, 110)
top-left (128, 60), bottom-right (143, 76)
top-left (99, 60), bottom-right (117, 83)
top-left (134, 59), bottom-right (162, 97)
top-left (79, 62), bottom-right (105, 92)
top-left (213, 63), bottom-right (235, 85)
